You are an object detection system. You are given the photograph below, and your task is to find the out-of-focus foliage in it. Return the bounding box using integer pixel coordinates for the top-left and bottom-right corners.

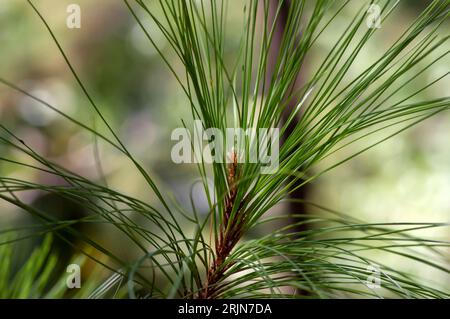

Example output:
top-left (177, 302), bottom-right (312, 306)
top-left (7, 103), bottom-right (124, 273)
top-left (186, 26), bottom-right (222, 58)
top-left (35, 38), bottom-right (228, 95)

top-left (0, 0), bottom-right (449, 298)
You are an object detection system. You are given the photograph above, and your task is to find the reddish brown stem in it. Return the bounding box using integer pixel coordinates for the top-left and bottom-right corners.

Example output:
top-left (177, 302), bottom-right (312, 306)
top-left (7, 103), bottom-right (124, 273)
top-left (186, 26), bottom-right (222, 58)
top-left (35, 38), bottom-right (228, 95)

top-left (197, 152), bottom-right (241, 299)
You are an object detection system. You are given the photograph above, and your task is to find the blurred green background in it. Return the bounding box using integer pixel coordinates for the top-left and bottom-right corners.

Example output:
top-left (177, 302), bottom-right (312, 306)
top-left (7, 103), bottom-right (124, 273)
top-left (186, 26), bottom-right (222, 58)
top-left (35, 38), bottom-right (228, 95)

top-left (0, 0), bottom-right (449, 293)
